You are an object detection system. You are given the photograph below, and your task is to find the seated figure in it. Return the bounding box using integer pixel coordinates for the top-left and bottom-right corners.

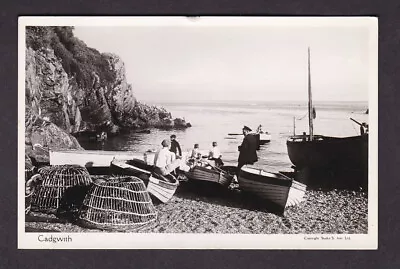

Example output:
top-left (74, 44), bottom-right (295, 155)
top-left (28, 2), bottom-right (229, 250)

top-left (153, 139), bottom-right (181, 176)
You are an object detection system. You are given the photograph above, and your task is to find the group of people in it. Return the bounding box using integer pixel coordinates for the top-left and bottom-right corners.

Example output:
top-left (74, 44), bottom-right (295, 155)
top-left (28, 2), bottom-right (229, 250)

top-left (153, 125), bottom-right (259, 177)
top-left (188, 141), bottom-right (224, 167)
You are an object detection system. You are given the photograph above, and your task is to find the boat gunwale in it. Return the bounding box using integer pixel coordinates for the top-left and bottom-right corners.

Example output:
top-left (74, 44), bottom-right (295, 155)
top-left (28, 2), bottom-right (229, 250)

top-left (238, 166), bottom-right (293, 187)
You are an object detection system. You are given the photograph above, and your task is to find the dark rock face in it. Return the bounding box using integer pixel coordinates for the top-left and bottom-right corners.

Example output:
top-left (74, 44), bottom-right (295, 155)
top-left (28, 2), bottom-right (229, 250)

top-left (25, 47), bottom-right (191, 136)
top-left (25, 106), bottom-right (83, 164)
top-left (24, 28), bottom-right (191, 158)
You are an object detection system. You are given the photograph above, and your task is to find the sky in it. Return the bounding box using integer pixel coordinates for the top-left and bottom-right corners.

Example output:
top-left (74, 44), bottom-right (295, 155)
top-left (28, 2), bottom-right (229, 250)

top-left (73, 18), bottom-right (373, 103)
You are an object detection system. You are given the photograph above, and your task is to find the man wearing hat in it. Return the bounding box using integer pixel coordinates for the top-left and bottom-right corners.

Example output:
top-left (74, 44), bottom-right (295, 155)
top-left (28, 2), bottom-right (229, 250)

top-left (237, 126), bottom-right (258, 173)
top-left (154, 139), bottom-right (182, 176)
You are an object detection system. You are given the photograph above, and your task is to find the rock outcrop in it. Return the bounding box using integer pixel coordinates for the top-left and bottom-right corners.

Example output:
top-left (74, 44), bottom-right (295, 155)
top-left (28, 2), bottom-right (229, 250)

top-left (25, 36), bottom-right (190, 134)
top-left (24, 26), bottom-right (191, 159)
top-left (25, 106), bottom-right (83, 164)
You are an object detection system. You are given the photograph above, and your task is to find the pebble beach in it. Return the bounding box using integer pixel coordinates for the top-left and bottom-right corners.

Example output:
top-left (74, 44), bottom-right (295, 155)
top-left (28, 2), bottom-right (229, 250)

top-left (25, 181), bottom-right (368, 234)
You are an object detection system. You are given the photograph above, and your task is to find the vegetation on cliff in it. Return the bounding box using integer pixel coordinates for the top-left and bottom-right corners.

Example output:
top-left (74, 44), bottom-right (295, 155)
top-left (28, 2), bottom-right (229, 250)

top-left (25, 26), bottom-right (191, 134)
top-left (26, 26), bottom-right (115, 88)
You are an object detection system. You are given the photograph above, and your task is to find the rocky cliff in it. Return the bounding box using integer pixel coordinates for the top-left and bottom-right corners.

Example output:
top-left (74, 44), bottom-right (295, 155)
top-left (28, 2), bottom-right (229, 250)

top-left (25, 27), bottom-right (190, 163)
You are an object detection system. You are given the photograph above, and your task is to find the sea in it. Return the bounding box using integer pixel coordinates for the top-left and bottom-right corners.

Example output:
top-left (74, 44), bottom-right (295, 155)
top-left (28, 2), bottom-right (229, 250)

top-left (78, 101), bottom-right (368, 172)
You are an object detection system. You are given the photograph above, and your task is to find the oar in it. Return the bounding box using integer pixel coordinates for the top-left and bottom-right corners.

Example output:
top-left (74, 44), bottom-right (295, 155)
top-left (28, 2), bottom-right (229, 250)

top-left (228, 133), bottom-right (243, 136)
top-left (203, 159), bottom-right (226, 173)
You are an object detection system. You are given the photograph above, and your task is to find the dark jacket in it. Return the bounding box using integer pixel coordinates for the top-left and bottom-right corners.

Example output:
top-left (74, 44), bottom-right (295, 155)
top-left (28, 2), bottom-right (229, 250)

top-left (170, 140), bottom-right (182, 156)
top-left (238, 134), bottom-right (258, 165)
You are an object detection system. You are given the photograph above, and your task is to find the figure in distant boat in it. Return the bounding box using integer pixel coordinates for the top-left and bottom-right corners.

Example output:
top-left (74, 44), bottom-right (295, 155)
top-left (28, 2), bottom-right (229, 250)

top-left (154, 139), bottom-right (182, 176)
top-left (237, 126), bottom-right (258, 173)
top-left (208, 141), bottom-right (224, 167)
top-left (256, 124), bottom-right (263, 133)
top-left (170, 134), bottom-right (182, 158)
top-left (96, 131), bottom-right (107, 141)
top-left (360, 122), bottom-right (369, 135)
top-left (302, 132), bottom-right (307, 142)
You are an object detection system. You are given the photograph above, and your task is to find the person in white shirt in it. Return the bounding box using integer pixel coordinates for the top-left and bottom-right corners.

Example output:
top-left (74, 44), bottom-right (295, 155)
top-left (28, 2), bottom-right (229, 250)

top-left (208, 141), bottom-right (224, 167)
top-left (190, 143), bottom-right (202, 159)
top-left (153, 139), bottom-right (181, 176)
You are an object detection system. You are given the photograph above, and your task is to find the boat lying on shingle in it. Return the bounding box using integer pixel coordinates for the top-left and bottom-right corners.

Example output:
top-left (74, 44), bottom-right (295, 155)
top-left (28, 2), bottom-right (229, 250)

top-left (110, 158), bottom-right (179, 203)
top-left (238, 165), bottom-right (306, 212)
top-left (185, 163), bottom-right (234, 187)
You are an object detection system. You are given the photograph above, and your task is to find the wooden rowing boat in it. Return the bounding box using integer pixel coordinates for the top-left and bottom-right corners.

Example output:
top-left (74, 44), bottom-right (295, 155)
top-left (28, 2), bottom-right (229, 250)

top-left (238, 165), bottom-right (306, 212)
top-left (50, 150), bottom-right (143, 174)
top-left (185, 162), bottom-right (233, 187)
top-left (110, 159), bottom-right (179, 203)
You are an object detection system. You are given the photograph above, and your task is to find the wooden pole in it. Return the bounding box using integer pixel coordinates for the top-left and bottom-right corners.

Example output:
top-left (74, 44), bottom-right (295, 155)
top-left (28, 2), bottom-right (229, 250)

top-left (293, 116), bottom-right (296, 136)
top-left (308, 47), bottom-right (314, 141)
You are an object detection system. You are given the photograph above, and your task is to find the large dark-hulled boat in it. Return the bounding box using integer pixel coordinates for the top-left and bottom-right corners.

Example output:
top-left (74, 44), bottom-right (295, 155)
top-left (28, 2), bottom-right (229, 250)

top-left (287, 134), bottom-right (368, 171)
top-left (286, 48), bottom-right (368, 174)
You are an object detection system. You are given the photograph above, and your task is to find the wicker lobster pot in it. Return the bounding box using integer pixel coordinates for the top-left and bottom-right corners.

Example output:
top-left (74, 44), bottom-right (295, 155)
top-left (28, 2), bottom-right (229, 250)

top-left (31, 165), bottom-right (92, 214)
top-left (187, 165), bottom-right (233, 187)
top-left (25, 155), bottom-right (35, 181)
top-left (25, 192), bottom-right (34, 215)
top-left (78, 176), bottom-right (157, 231)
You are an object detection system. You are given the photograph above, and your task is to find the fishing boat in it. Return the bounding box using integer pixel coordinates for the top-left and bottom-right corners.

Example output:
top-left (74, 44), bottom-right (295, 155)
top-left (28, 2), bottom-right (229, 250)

top-left (228, 130), bottom-right (271, 147)
top-left (185, 161), bottom-right (233, 187)
top-left (286, 48), bottom-right (368, 173)
top-left (238, 165), bottom-right (306, 212)
top-left (50, 150), bottom-right (143, 174)
top-left (110, 159), bottom-right (179, 203)
top-left (258, 132), bottom-right (272, 144)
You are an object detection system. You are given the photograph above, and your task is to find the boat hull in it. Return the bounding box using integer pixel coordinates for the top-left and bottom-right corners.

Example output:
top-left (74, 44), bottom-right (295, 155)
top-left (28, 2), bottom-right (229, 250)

top-left (111, 159), bottom-right (179, 203)
top-left (286, 134), bottom-right (368, 171)
top-left (238, 165), bottom-right (306, 212)
top-left (258, 133), bottom-right (271, 144)
top-left (186, 165), bottom-right (233, 187)
top-left (50, 150), bottom-right (142, 167)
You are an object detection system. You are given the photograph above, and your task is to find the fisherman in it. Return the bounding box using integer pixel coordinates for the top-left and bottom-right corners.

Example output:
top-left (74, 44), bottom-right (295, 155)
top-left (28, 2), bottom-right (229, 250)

top-left (154, 139), bottom-right (182, 176)
top-left (256, 124), bottom-right (263, 133)
top-left (208, 141), bottom-right (224, 167)
top-left (170, 134), bottom-right (182, 158)
top-left (237, 126), bottom-right (258, 174)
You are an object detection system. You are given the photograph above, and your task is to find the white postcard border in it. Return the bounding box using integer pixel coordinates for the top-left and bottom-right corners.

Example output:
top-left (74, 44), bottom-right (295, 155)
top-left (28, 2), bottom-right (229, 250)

top-left (18, 16), bottom-right (378, 249)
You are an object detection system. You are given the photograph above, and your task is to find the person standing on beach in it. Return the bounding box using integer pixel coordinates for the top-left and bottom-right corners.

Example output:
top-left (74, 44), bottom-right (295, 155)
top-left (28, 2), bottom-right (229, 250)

top-left (170, 134), bottom-right (182, 158)
top-left (237, 126), bottom-right (258, 174)
top-left (154, 139), bottom-right (181, 176)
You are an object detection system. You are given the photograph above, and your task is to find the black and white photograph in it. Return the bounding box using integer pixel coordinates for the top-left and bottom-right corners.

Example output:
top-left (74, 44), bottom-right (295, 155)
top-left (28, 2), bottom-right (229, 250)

top-left (18, 17), bottom-right (377, 249)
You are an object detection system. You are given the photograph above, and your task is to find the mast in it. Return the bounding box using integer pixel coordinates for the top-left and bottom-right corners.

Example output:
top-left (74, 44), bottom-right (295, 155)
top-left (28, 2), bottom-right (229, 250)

top-left (307, 47), bottom-right (314, 141)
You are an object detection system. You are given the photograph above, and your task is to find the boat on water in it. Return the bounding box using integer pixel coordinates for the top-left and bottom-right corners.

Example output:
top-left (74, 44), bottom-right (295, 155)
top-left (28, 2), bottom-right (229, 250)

top-left (238, 165), bottom-right (306, 212)
top-left (185, 161), bottom-right (234, 187)
top-left (286, 48), bottom-right (368, 174)
top-left (49, 150), bottom-right (143, 174)
top-left (110, 158), bottom-right (179, 203)
top-left (258, 132), bottom-right (271, 144)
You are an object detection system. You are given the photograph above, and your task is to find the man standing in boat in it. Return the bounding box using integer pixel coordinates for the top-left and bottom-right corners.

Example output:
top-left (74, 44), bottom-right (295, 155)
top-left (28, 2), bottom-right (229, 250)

top-left (170, 134), bottom-right (182, 158)
top-left (237, 126), bottom-right (258, 174)
top-left (154, 139), bottom-right (182, 176)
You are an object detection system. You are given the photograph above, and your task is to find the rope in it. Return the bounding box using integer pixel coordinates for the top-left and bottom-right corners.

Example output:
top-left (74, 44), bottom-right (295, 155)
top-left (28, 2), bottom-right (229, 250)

top-left (297, 112), bottom-right (308, 120)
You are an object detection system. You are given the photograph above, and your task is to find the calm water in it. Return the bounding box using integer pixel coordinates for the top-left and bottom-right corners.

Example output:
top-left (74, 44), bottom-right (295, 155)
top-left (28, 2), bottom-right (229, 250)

top-left (78, 101), bottom-right (368, 171)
